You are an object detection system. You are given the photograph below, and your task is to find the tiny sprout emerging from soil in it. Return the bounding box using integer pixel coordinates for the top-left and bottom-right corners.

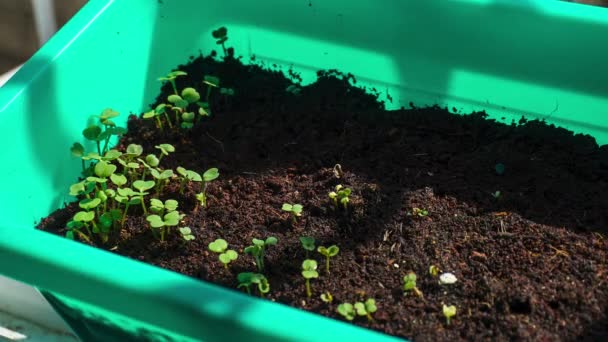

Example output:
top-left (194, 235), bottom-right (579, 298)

top-left (212, 26), bottom-right (229, 57)
top-left (244, 237), bottom-right (278, 272)
top-left (429, 265), bottom-right (440, 277)
top-left (146, 210), bottom-right (183, 242)
top-left (299, 236), bottom-right (316, 258)
top-left (317, 245), bottom-right (339, 274)
top-left (237, 272), bottom-right (269, 298)
top-left (208, 238), bottom-right (238, 269)
top-left (403, 272), bottom-right (423, 297)
top-left (143, 104), bottom-right (171, 130)
top-left (158, 70), bottom-right (187, 95)
top-left (220, 87), bottom-right (234, 96)
top-left (282, 203), bottom-right (303, 223)
top-left (439, 272), bottom-right (458, 285)
top-left (354, 298), bottom-right (377, 322)
top-left (443, 304), bottom-right (457, 325)
top-left (328, 184), bottom-right (352, 209)
top-left (320, 291), bottom-right (333, 303)
top-left (412, 207), bottom-right (428, 217)
top-left (179, 227), bottom-right (195, 241)
top-left (301, 259), bottom-right (319, 298)
top-left (337, 303), bottom-right (356, 321)
top-left (491, 190), bottom-right (501, 199)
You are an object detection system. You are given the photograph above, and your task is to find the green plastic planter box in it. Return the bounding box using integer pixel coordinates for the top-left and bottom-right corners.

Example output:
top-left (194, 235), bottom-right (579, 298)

top-left (0, 0), bottom-right (607, 341)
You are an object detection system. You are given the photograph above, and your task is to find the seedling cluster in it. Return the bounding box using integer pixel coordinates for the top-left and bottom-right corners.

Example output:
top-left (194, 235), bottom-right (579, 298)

top-left (337, 298), bottom-right (377, 322)
top-left (68, 110), bottom-right (219, 244)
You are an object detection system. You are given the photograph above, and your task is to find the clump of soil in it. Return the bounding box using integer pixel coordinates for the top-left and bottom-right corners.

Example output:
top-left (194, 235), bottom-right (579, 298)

top-left (38, 53), bottom-right (608, 341)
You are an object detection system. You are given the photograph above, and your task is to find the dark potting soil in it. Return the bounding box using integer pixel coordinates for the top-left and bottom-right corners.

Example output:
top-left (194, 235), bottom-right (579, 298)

top-left (38, 53), bottom-right (608, 341)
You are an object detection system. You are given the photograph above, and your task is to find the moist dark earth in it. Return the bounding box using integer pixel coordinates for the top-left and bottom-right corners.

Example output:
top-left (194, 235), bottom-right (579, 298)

top-left (39, 53), bottom-right (608, 341)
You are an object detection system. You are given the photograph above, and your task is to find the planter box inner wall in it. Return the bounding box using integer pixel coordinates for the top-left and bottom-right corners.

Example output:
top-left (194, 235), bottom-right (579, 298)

top-left (0, 0), bottom-right (607, 340)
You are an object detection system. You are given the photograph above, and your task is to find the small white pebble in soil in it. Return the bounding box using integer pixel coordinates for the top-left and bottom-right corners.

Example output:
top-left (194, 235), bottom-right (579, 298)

top-left (393, 263), bottom-right (399, 268)
top-left (301, 300), bottom-right (306, 306)
top-left (439, 272), bottom-right (458, 285)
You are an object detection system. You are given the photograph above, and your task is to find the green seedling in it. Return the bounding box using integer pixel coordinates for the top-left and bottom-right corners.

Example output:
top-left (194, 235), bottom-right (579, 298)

top-left (196, 168), bottom-right (220, 209)
top-left (166, 87), bottom-right (201, 127)
top-left (115, 187), bottom-right (141, 225)
top-left (244, 237), bottom-right (278, 272)
top-left (82, 109), bottom-right (127, 156)
top-left (328, 184), bottom-right (352, 209)
top-left (178, 227), bottom-right (195, 241)
top-left (149, 198), bottom-right (178, 215)
top-left (412, 207), bottom-right (428, 217)
top-left (146, 210), bottom-right (184, 242)
top-left (65, 220), bottom-right (91, 242)
top-left (72, 210), bottom-right (98, 240)
top-left (403, 272), bottom-right (423, 297)
top-left (158, 70), bottom-right (187, 95)
top-left (301, 259), bottom-right (319, 298)
top-left (317, 245), bottom-right (339, 274)
top-left (137, 154), bottom-right (160, 181)
top-left (237, 272), bottom-right (270, 298)
top-left (116, 158), bottom-right (140, 183)
top-left (299, 236), bottom-right (315, 258)
top-left (337, 303), bottom-right (356, 321)
top-left (69, 180), bottom-right (95, 199)
top-left (155, 144), bottom-right (175, 163)
top-left (443, 304), bottom-right (457, 325)
top-left (354, 298), bottom-right (377, 322)
top-left (143, 104), bottom-right (172, 130)
top-left (429, 265), bottom-right (440, 277)
top-left (70, 142), bottom-right (87, 173)
top-left (208, 238), bottom-right (238, 269)
top-left (203, 75), bottom-right (220, 100)
top-left (212, 26), bottom-right (228, 57)
top-left (150, 169), bottom-right (174, 195)
top-left (491, 190), bottom-right (501, 199)
top-left (98, 208), bottom-right (121, 241)
top-left (132, 180), bottom-right (155, 214)
top-left (281, 203), bottom-right (303, 223)
top-left (320, 292), bottom-right (333, 303)
top-left (176, 167), bottom-right (202, 194)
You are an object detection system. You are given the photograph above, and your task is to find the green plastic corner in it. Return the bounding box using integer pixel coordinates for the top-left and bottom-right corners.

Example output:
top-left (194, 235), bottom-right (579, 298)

top-left (0, 0), bottom-right (606, 341)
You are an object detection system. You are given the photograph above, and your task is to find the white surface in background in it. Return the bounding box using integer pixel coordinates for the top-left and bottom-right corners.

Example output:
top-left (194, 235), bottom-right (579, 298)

top-left (0, 65), bottom-right (22, 87)
top-left (0, 309), bottom-right (77, 341)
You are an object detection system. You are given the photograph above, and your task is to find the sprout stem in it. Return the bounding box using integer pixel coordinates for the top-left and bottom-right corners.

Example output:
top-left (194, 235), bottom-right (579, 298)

top-left (305, 279), bottom-right (312, 298)
top-left (140, 197), bottom-right (147, 215)
top-left (326, 257), bottom-right (330, 274)
top-left (121, 203), bottom-right (130, 226)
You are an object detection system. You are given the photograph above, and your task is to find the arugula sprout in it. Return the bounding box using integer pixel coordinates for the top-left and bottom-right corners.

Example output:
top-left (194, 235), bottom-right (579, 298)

top-left (328, 184), bottom-right (352, 209)
top-left (403, 272), bottom-right (423, 297)
top-left (158, 70), bottom-right (187, 95)
top-left (115, 187), bottom-right (141, 225)
top-left (237, 272), bottom-right (269, 298)
top-left (149, 199), bottom-right (178, 215)
top-left (299, 236), bottom-right (315, 258)
top-left (196, 168), bottom-right (220, 209)
top-left (244, 237), bottom-right (277, 272)
top-left (354, 298), bottom-right (377, 322)
top-left (178, 227), bottom-right (195, 241)
top-left (65, 220), bottom-right (91, 242)
top-left (212, 26), bottom-right (229, 56)
top-left (412, 207), bottom-right (428, 217)
top-left (282, 203), bottom-right (303, 223)
top-left (337, 303), bottom-right (356, 321)
top-left (155, 143), bottom-right (175, 163)
top-left (429, 265), bottom-right (440, 277)
top-left (150, 169), bottom-right (174, 195)
top-left (320, 292), bottom-right (333, 303)
top-left (443, 304), bottom-right (457, 325)
top-left (146, 210), bottom-right (183, 242)
top-left (176, 167), bottom-right (202, 194)
top-left (208, 238), bottom-right (239, 269)
top-left (495, 163), bottom-right (505, 175)
top-left (143, 104), bottom-right (171, 130)
top-left (301, 259), bottom-right (319, 298)
top-left (317, 245), bottom-right (339, 274)
top-left (132, 180), bottom-right (155, 214)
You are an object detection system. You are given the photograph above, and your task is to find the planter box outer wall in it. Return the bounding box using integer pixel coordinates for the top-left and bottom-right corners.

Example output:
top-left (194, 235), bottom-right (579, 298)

top-left (0, 0), bottom-right (607, 341)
